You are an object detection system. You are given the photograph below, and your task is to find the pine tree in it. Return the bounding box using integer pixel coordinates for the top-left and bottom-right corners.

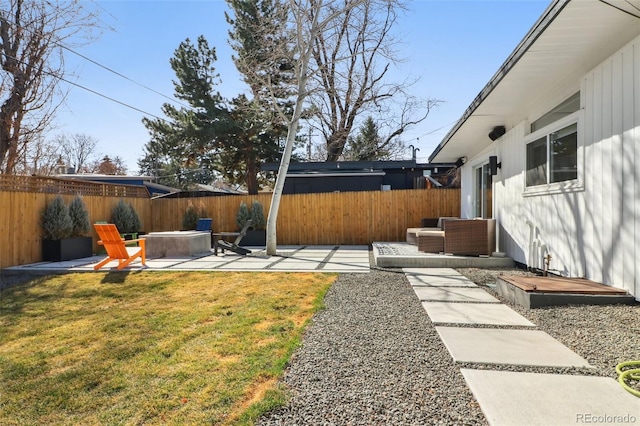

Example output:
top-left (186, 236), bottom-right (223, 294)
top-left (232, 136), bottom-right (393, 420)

top-left (139, 35), bottom-right (284, 194)
top-left (346, 117), bottom-right (383, 160)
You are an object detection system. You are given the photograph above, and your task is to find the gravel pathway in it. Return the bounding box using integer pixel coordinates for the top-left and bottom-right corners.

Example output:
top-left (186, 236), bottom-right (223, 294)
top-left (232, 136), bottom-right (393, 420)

top-left (258, 267), bottom-right (486, 425)
top-left (258, 264), bottom-right (640, 425)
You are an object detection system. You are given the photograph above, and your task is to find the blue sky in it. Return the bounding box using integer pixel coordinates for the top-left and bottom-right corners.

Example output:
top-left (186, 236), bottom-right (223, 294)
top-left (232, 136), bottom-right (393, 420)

top-left (55, 0), bottom-right (550, 173)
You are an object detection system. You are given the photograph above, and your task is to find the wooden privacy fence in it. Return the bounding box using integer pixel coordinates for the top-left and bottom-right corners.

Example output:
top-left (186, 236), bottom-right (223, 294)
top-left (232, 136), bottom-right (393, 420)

top-left (150, 189), bottom-right (460, 245)
top-left (0, 176), bottom-right (151, 269)
top-left (0, 174), bottom-right (459, 268)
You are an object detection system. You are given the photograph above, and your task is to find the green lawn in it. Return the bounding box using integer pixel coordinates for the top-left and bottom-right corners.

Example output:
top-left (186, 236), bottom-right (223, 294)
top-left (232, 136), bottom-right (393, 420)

top-left (0, 271), bottom-right (335, 425)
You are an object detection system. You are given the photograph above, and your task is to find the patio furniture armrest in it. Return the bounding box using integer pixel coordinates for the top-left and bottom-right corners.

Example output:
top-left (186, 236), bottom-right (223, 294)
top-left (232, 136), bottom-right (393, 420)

top-left (443, 219), bottom-right (495, 256)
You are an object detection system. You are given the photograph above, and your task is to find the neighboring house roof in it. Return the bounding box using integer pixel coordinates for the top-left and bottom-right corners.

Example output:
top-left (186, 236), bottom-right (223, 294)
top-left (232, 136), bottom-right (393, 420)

top-left (195, 183), bottom-right (246, 194)
top-left (55, 173), bottom-right (179, 197)
top-left (429, 0), bottom-right (640, 163)
top-left (261, 160), bottom-right (454, 177)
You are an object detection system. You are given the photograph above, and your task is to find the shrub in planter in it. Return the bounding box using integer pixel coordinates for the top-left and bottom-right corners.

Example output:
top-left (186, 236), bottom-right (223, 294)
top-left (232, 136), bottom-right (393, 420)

top-left (236, 201), bottom-right (251, 230)
top-left (42, 196), bottom-right (73, 240)
top-left (183, 201), bottom-right (208, 230)
top-left (239, 200), bottom-right (267, 246)
top-left (182, 202), bottom-right (198, 230)
top-left (250, 200), bottom-right (266, 231)
top-left (41, 196), bottom-right (93, 261)
top-left (111, 199), bottom-right (141, 237)
top-left (68, 195), bottom-right (91, 237)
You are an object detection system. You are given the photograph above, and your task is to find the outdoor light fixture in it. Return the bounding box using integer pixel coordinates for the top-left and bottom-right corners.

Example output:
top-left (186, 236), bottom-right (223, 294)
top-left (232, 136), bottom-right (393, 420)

top-left (489, 155), bottom-right (501, 176)
top-left (488, 126), bottom-right (506, 141)
top-left (455, 157), bottom-right (465, 168)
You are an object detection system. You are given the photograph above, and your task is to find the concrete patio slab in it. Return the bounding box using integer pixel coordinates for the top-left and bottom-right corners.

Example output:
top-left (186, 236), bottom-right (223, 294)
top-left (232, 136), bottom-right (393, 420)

top-left (334, 245), bottom-right (369, 250)
top-left (293, 253), bottom-right (331, 259)
top-left (330, 252), bottom-right (371, 257)
top-left (374, 242), bottom-right (514, 268)
top-left (436, 327), bottom-right (593, 367)
top-left (461, 369), bottom-right (640, 426)
top-left (270, 260), bottom-right (329, 270)
top-left (422, 302), bottom-right (535, 326)
top-left (413, 286), bottom-right (499, 303)
top-left (4, 246), bottom-right (370, 273)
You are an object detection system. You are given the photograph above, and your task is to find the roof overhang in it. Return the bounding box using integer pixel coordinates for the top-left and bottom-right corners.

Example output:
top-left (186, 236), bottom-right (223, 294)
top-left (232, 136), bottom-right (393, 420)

top-left (261, 160), bottom-right (455, 172)
top-left (285, 171), bottom-right (387, 178)
top-left (429, 0), bottom-right (640, 163)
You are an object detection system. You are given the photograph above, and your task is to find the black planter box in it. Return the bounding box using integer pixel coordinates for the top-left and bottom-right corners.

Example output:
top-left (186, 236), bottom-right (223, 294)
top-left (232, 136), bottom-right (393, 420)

top-left (242, 230), bottom-right (266, 246)
top-left (42, 236), bottom-right (93, 262)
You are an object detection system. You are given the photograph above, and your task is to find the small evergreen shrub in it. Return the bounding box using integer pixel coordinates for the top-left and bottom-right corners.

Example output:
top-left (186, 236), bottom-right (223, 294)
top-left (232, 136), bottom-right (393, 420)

top-left (68, 195), bottom-right (90, 237)
top-left (182, 201), bottom-right (199, 230)
top-left (111, 200), bottom-right (131, 232)
top-left (111, 200), bottom-right (141, 234)
top-left (250, 200), bottom-right (266, 231)
top-left (128, 202), bottom-right (141, 233)
top-left (236, 201), bottom-right (251, 230)
top-left (42, 196), bottom-right (73, 240)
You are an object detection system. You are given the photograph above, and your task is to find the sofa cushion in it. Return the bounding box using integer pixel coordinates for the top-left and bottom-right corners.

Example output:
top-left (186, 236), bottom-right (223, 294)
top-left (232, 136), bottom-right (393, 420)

top-left (416, 230), bottom-right (445, 237)
top-left (437, 217), bottom-right (460, 229)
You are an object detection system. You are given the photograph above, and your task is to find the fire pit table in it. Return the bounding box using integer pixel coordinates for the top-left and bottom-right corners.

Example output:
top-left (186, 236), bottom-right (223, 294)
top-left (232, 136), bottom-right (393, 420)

top-left (145, 231), bottom-right (211, 258)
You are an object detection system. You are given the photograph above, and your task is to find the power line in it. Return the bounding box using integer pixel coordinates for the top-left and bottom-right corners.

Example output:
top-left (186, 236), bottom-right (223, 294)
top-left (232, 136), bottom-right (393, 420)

top-left (3, 53), bottom-right (166, 122)
top-left (0, 13), bottom-right (203, 118)
top-left (60, 45), bottom-right (196, 112)
top-left (410, 119), bottom-right (459, 142)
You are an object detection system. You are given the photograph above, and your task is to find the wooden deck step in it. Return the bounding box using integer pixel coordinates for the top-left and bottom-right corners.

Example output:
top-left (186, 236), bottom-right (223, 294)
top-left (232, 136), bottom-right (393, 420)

top-left (495, 276), bottom-right (635, 308)
top-left (500, 275), bottom-right (629, 295)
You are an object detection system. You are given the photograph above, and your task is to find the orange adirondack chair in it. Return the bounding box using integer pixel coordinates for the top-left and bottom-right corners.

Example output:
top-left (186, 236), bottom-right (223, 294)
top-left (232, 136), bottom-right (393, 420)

top-left (94, 223), bottom-right (146, 270)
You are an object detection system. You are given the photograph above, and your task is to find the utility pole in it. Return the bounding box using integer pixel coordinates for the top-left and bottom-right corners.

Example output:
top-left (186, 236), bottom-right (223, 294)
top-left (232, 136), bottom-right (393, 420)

top-left (307, 127), bottom-right (315, 160)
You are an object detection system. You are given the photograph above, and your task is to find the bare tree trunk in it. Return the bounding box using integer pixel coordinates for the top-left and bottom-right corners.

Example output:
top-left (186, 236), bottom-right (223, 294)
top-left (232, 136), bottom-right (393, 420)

top-left (266, 0), bottom-right (317, 255)
top-left (265, 0), bottom-right (368, 255)
top-left (0, 0), bottom-right (99, 174)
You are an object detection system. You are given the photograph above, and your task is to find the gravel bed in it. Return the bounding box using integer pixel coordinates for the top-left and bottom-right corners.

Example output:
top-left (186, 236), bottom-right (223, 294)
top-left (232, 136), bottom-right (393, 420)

top-left (258, 264), bottom-right (640, 425)
top-left (457, 267), bottom-right (640, 379)
top-left (258, 267), bottom-right (487, 426)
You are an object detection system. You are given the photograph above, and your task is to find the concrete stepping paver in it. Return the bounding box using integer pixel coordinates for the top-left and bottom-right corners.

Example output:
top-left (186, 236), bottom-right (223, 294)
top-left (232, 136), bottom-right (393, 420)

top-left (407, 274), bottom-right (478, 287)
top-left (413, 286), bottom-right (499, 303)
top-left (403, 267), bottom-right (466, 276)
top-left (436, 327), bottom-right (592, 368)
top-left (422, 302), bottom-right (535, 326)
top-left (461, 369), bottom-right (640, 426)
top-left (404, 267), bottom-right (478, 287)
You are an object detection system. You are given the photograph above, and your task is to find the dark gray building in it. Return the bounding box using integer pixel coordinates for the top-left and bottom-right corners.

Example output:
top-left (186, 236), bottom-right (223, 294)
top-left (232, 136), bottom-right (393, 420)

top-left (260, 160), bottom-right (456, 194)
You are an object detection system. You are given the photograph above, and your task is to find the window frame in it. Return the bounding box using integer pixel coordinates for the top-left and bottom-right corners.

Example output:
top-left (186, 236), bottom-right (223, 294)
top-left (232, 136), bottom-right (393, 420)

top-left (523, 110), bottom-right (584, 197)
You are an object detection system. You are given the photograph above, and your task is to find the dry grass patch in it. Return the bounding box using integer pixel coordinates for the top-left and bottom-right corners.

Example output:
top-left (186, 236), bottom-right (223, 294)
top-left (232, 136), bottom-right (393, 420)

top-left (0, 271), bottom-right (335, 425)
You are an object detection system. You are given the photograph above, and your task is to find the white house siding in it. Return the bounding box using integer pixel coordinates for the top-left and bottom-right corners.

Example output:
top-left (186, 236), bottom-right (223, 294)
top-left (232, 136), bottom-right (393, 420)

top-left (581, 37), bottom-right (640, 298)
top-left (460, 35), bottom-right (640, 299)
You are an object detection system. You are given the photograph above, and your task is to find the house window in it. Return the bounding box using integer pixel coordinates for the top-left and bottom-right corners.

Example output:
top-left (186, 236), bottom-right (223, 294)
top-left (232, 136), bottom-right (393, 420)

top-left (530, 92), bottom-right (580, 133)
top-left (526, 122), bottom-right (577, 187)
top-left (526, 93), bottom-right (580, 188)
top-left (550, 123), bottom-right (578, 183)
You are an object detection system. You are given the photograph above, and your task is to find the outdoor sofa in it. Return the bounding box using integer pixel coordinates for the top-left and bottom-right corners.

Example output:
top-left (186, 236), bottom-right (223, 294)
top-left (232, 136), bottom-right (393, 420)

top-left (408, 217), bottom-right (496, 257)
